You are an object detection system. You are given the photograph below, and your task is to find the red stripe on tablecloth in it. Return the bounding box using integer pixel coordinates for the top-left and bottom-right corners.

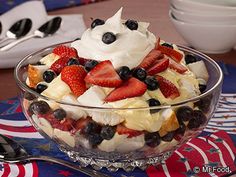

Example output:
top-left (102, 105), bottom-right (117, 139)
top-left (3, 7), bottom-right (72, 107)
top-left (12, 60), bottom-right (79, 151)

top-left (0, 123), bottom-right (36, 132)
top-left (2, 163), bottom-right (10, 177)
top-left (32, 162), bottom-right (39, 177)
top-left (146, 165), bottom-right (167, 177)
top-left (17, 164), bottom-right (26, 177)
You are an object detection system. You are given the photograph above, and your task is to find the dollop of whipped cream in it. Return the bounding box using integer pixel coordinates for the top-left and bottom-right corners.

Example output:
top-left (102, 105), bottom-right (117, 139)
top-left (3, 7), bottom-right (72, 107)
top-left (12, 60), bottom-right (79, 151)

top-left (71, 7), bottom-right (156, 69)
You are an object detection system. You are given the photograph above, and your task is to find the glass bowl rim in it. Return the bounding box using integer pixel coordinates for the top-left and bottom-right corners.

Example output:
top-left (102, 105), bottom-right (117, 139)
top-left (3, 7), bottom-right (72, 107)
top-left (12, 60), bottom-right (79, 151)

top-left (14, 41), bottom-right (223, 111)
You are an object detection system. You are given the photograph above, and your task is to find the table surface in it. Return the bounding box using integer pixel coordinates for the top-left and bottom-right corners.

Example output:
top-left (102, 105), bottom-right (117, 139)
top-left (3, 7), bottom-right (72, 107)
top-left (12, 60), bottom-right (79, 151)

top-left (1, 0), bottom-right (236, 100)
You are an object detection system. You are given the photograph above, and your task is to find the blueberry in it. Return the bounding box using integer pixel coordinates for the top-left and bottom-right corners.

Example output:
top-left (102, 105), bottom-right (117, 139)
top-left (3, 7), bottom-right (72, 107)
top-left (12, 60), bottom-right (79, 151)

top-left (30, 101), bottom-right (50, 115)
top-left (102, 32), bottom-right (116, 44)
top-left (161, 131), bottom-right (175, 142)
top-left (117, 66), bottom-right (131, 80)
top-left (132, 67), bottom-right (147, 81)
top-left (36, 83), bottom-right (48, 93)
top-left (187, 110), bottom-right (206, 129)
top-left (175, 123), bottom-right (186, 135)
top-left (24, 87), bottom-right (37, 100)
top-left (185, 54), bottom-right (197, 64)
top-left (194, 94), bottom-right (212, 113)
top-left (53, 109), bottom-right (67, 120)
top-left (84, 60), bottom-right (99, 72)
top-left (145, 132), bottom-right (161, 147)
top-left (43, 70), bottom-right (57, 83)
top-left (199, 84), bottom-right (207, 94)
top-left (67, 58), bottom-right (80, 66)
top-left (88, 134), bottom-right (103, 147)
top-left (100, 125), bottom-right (116, 140)
top-left (91, 19), bottom-right (105, 29)
top-left (176, 106), bottom-right (193, 123)
top-left (148, 98), bottom-right (161, 114)
top-left (83, 122), bottom-right (102, 135)
top-left (144, 77), bottom-right (159, 91)
top-left (125, 19), bottom-right (138, 30)
top-left (161, 43), bottom-right (173, 49)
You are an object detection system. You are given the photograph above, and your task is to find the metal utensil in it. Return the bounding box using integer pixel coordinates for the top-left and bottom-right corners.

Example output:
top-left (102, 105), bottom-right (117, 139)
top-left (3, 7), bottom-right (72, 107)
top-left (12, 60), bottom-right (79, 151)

top-left (0, 18), bottom-right (32, 45)
top-left (0, 17), bottom-right (62, 51)
top-left (0, 134), bottom-right (110, 177)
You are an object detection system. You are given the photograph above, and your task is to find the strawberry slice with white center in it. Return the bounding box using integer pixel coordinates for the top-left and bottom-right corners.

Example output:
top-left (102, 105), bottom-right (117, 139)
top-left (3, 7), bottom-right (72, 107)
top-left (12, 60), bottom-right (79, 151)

top-left (157, 45), bottom-right (183, 63)
top-left (147, 57), bottom-right (169, 75)
top-left (61, 65), bottom-right (87, 97)
top-left (156, 75), bottom-right (180, 99)
top-left (117, 124), bottom-right (143, 138)
top-left (138, 49), bottom-right (162, 69)
top-left (105, 77), bottom-right (147, 102)
top-left (84, 60), bottom-right (122, 88)
top-left (169, 58), bottom-right (188, 74)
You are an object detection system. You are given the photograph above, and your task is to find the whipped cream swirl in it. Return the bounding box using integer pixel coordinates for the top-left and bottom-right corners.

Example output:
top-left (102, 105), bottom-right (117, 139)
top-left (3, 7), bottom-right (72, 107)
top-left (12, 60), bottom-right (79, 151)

top-left (71, 8), bottom-right (156, 69)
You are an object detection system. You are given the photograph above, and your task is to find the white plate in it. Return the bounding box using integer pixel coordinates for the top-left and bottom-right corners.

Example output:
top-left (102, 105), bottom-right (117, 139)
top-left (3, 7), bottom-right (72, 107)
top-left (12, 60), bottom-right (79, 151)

top-left (0, 14), bottom-right (86, 69)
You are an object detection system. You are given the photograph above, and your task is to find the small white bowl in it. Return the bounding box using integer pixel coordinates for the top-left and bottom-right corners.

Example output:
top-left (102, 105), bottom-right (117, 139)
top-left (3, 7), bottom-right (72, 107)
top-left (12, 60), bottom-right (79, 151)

top-left (189, 0), bottom-right (236, 7)
top-left (171, 0), bottom-right (236, 15)
top-left (170, 5), bottom-right (236, 25)
top-left (170, 12), bottom-right (236, 54)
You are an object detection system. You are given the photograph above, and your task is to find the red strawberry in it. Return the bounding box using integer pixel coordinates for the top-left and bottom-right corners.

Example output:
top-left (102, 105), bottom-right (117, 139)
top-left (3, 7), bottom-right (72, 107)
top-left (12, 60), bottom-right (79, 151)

top-left (156, 75), bottom-right (180, 99)
top-left (84, 60), bottom-right (122, 88)
top-left (157, 45), bottom-right (183, 63)
top-left (53, 45), bottom-right (78, 58)
top-left (147, 57), bottom-right (169, 75)
top-left (74, 117), bottom-right (91, 131)
top-left (55, 118), bottom-right (75, 131)
top-left (155, 36), bottom-right (161, 49)
top-left (138, 49), bottom-right (162, 69)
top-left (169, 58), bottom-right (188, 74)
top-left (61, 65), bottom-right (87, 97)
top-left (105, 77), bottom-right (147, 102)
top-left (117, 124), bottom-right (143, 138)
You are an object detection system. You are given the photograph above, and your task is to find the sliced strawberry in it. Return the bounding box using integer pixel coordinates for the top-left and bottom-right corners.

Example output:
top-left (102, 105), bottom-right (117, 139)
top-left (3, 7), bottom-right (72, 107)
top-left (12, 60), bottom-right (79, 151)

top-left (53, 45), bottom-right (78, 58)
top-left (138, 49), bottom-right (162, 69)
top-left (169, 58), bottom-right (188, 74)
top-left (156, 75), bottom-right (180, 99)
top-left (147, 57), bottom-right (169, 75)
top-left (105, 77), bottom-right (147, 102)
top-left (117, 124), bottom-right (143, 138)
top-left (50, 56), bottom-right (70, 74)
top-left (157, 45), bottom-right (183, 63)
top-left (74, 117), bottom-right (91, 131)
top-left (54, 118), bottom-right (75, 131)
top-left (84, 60), bottom-right (122, 88)
top-left (61, 65), bottom-right (87, 97)
top-left (155, 36), bottom-right (161, 49)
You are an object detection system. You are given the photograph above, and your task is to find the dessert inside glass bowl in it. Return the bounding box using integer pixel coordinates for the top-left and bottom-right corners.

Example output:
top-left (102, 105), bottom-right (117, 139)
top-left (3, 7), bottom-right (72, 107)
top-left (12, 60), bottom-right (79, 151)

top-left (15, 8), bottom-right (223, 171)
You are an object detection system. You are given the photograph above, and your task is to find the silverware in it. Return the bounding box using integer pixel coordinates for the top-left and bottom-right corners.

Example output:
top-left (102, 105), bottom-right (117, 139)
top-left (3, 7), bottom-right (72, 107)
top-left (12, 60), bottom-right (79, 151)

top-left (0, 134), bottom-right (110, 177)
top-left (0, 17), bottom-right (62, 51)
top-left (0, 18), bottom-right (32, 45)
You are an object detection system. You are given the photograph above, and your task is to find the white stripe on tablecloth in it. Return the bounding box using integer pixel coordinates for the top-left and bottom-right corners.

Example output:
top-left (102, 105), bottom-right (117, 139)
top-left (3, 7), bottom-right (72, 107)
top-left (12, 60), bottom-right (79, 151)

top-left (175, 150), bottom-right (191, 171)
top-left (198, 137), bottom-right (227, 167)
top-left (0, 120), bottom-right (31, 127)
top-left (161, 163), bottom-right (171, 177)
top-left (0, 129), bottom-right (43, 139)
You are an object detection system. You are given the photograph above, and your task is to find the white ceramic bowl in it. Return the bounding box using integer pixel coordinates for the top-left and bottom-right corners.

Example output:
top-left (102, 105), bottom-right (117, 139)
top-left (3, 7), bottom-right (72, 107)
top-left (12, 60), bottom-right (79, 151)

top-left (189, 0), bottom-right (236, 6)
top-left (170, 12), bottom-right (236, 54)
top-left (171, 0), bottom-right (236, 15)
top-left (170, 5), bottom-right (236, 25)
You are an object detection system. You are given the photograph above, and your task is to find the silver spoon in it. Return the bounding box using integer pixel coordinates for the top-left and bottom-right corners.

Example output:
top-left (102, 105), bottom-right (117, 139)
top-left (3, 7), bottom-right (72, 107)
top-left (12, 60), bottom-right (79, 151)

top-left (0, 134), bottom-right (110, 177)
top-left (0, 18), bottom-right (32, 45)
top-left (0, 17), bottom-right (62, 51)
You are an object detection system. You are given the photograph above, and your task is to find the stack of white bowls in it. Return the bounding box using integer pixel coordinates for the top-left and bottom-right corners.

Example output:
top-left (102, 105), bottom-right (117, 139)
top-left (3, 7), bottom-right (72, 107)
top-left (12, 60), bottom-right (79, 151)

top-left (169, 0), bottom-right (236, 54)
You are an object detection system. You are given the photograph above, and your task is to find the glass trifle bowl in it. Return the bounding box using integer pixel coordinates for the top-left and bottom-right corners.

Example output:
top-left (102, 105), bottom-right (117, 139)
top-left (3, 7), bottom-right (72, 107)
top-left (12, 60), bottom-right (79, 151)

top-left (14, 41), bottom-right (223, 171)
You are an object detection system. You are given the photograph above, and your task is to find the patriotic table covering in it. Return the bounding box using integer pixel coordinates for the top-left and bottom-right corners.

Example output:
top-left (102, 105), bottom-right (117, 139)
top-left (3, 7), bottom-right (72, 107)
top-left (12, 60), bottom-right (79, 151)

top-left (0, 63), bottom-right (235, 177)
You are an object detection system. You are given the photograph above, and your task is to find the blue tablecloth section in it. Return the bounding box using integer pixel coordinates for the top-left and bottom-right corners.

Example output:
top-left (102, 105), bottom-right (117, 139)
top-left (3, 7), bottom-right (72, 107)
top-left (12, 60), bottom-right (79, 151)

top-left (218, 62), bottom-right (236, 93)
top-left (0, 0), bottom-right (105, 15)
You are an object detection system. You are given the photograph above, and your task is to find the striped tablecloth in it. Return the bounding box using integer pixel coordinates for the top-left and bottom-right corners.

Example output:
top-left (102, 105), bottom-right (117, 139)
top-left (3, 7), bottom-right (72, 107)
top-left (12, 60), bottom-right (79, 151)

top-left (0, 93), bottom-right (235, 177)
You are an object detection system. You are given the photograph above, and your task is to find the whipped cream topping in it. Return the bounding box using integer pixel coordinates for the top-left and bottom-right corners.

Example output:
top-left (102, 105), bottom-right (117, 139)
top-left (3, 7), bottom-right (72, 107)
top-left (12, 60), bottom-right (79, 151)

top-left (71, 7), bottom-right (156, 69)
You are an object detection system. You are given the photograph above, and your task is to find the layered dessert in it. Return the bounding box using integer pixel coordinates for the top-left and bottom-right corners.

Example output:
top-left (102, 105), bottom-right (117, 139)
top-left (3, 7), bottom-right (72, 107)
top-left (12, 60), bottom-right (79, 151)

top-left (23, 8), bottom-right (210, 153)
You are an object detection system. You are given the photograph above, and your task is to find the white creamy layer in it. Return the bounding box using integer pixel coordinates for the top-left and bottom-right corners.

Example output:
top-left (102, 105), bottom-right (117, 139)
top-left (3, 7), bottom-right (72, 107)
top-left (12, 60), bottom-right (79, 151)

top-left (71, 7), bottom-right (156, 69)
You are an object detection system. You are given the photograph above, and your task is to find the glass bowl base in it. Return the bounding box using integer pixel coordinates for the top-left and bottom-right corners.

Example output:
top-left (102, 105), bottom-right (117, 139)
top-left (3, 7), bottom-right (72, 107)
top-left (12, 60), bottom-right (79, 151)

top-left (59, 145), bottom-right (173, 172)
